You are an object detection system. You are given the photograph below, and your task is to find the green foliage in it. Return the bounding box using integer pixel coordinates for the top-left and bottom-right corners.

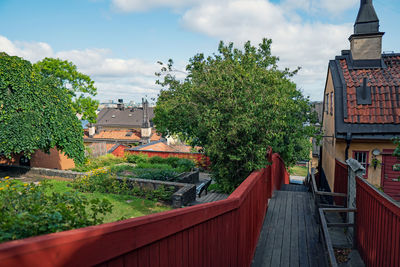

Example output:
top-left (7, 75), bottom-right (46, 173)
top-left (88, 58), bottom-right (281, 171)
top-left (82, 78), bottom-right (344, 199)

top-left (136, 162), bottom-right (174, 170)
top-left (73, 154), bottom-right (125, 172)
top-left (393, 138), bottom-right (400, 158)
top-left (175, 158), bottom-right (195, 172)
top-left (133, 168), bottom-right (179, 182)
top-left (154, 39), bottom-right (318, 192)
top-left (148, 156), bottom-right (166, 164)
top-left (124, 153), bottom-right (149, 164)
top-left (0, 53), bottom-right (85, 164)
top-left (73, 169), bottom-right (175, 201)
top-left (0, 178), bottom-right (112, 243)
top-left (34, 58), bottom-right (99, 123)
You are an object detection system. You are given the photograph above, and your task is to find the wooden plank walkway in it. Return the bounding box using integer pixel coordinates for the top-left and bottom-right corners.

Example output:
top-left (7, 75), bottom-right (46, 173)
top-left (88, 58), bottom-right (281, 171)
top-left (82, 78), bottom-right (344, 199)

top-left (252, 187), bottom-right (327, 267)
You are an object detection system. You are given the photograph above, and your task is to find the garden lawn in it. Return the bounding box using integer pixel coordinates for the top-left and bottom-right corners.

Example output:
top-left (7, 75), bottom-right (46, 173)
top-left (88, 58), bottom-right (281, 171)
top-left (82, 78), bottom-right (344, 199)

top-left (289, 165), bottom-right (308, 177)
top-left (36, 179), bottom-right (171, 223)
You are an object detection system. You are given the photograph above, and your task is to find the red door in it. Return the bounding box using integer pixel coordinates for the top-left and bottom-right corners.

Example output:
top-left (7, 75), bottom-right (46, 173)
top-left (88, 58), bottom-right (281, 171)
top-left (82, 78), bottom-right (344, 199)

top-left (382, 149), bottom-right (400, 201)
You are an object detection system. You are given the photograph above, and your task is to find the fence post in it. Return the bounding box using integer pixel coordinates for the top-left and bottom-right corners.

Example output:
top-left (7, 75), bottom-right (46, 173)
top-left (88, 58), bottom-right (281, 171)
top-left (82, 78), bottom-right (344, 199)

top-left (345, 158), bottom-right (365, 247)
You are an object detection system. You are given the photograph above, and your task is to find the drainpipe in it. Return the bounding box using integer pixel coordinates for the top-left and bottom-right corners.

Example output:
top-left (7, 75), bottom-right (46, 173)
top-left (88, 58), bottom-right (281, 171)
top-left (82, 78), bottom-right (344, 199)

top-left (345, 132), bottom-right (352, 160)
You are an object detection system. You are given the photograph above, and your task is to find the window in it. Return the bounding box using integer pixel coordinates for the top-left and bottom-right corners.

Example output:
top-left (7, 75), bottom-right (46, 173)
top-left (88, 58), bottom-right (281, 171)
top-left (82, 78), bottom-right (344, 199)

top-left (330, 92), bottom-right (333, 115)
top-left (325, 93), bottom-right (329, 114)
top-left (353, 151), bottom-right (369, 178)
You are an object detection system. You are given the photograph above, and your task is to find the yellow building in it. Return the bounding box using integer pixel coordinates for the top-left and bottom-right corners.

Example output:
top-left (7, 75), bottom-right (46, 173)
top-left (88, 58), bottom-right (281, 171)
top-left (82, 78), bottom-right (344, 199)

top-left (320, 0), bottom-right (400, 200)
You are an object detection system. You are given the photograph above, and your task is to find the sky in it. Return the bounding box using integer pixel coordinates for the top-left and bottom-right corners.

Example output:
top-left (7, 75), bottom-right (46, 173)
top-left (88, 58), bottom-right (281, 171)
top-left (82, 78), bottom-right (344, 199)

top-left (0, 0), bottom-right (399, 103)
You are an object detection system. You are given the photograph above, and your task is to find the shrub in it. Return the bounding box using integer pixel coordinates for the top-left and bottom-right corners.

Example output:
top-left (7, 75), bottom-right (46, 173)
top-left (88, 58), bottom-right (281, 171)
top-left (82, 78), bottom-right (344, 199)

top-left (165, 157), bottom-right (181, 168)
top-left (109, 164), bottom-right (136, 175)
top-left (73, 169), bottom-right (176, 201)
top-left (175, 158), bottom-right (196, 172)
top-left (0, 178), bottom-right (112, 243)
top-left (73, 154), bottom-right (125, 172)
top-left (135, 162), bottom-right (174, 170)
top-left (134, 168), bottom-right (179, 181)
top-left (148, 156), bottom-right (166, 164)
top-left (124, 153), bottom-right (149, 164)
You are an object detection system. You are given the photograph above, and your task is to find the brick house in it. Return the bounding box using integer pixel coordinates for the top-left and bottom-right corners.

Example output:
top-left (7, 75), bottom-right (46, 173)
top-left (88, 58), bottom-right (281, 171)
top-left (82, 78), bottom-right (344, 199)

top-left (320, 0), bottom-right (400, 200)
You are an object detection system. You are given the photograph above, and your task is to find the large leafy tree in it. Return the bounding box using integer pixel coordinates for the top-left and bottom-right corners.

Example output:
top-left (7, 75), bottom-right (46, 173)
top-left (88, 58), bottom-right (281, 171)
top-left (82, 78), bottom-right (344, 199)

top-left (0, 53), bottom-right (85, 164)
top-left (154, 39), bottom-right (318, 192)
top-left (34, 58), bottom-right (99, 123)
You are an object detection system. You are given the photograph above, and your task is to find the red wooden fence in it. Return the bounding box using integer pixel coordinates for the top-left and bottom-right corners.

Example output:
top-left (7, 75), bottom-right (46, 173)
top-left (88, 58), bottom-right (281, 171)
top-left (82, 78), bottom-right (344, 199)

top-left (356, 177), bottom-right (400, 267)
top-left (334, 159), bottom-right (348, 206)
top-left (0, 151), bottom-right (288, 267)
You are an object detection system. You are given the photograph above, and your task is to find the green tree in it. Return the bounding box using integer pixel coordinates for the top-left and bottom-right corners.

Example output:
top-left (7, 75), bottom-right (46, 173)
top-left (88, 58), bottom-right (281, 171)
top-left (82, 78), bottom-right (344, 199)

top-left (34, 58), bottom-right (99, 123)
top-left (0, 53), bottom-right (85, 164)
top-left (154, 39), bottom-right (318, 192)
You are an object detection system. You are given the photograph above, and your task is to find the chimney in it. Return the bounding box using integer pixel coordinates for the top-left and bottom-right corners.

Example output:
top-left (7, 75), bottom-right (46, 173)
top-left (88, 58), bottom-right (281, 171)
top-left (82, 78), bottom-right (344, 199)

top-left (356, 78), bottom-right (372, 105)
top-left (349, 0), bottom-right (384, 63)
top-left (117, 99), bottom-right (124, 110)
top-left (141, 98), bottom-right (151, 144)
top-left (88, 123), bottom-right (96, 138)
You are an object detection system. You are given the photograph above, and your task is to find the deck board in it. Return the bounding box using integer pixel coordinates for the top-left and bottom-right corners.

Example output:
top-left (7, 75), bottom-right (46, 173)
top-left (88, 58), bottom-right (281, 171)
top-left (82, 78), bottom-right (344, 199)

top-left (252, 187), bottom-right (327, 267)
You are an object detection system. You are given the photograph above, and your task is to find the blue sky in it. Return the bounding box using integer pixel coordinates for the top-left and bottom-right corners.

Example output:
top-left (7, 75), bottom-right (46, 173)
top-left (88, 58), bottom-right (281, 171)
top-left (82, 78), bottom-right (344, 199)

top-left (0, 0), bottom-right (399, 103)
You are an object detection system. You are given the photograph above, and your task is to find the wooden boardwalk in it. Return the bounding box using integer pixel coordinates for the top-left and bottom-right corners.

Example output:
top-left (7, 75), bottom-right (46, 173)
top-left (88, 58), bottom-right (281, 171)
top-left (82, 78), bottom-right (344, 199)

top-left (252, 186), bottom-right (327, 267)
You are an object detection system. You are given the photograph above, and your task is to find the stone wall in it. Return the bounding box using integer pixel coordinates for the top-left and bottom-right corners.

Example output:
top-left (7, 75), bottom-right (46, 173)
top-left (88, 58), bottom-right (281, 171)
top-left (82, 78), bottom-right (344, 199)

top-left (0, 164), bottom-right (84, 179)
top-left (177, 169), bottom-right (199, 184)
top-left (119, 177), bottom-right (196, 208)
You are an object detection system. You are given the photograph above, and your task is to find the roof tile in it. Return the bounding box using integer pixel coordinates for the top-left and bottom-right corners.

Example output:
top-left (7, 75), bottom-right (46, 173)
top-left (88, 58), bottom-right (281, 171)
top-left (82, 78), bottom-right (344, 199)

top-left (340, 55), bottom-right (400, 124)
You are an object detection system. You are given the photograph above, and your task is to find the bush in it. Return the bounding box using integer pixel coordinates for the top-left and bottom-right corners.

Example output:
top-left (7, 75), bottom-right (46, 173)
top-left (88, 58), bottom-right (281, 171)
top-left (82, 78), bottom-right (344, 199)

top-left (134, 168), bottom-right (179, 181)
top-left (175, 158), bottom-right (195, 172)
top-left (109, 164), bottom-right (136, 175)
top-left (148, 156), bottom-right (166, 164)
top-left (73, 154), bottom-right (125, 172)
top-left (135, 162), bottom-right (174, 171)
top-left (0, 177), bottom-right (112, 243)
top-left (165, 157), bottom-right (181, 168)
top-left (124, 153), bottom-right (149, 164)
top-left (73, 169), bottom-right (176, 201)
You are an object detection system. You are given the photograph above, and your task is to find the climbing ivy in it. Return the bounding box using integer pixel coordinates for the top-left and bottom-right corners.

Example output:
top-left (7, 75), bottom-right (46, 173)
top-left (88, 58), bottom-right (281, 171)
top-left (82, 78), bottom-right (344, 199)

top-left (0, 53), bottom-right (85, 164)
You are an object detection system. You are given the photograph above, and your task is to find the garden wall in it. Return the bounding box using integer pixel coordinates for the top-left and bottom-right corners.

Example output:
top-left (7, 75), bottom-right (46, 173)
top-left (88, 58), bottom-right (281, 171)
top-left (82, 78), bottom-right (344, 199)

top-left (120, 177), bottom-right (196, 208)
top-left (0, 164), bottom-right (84, 179)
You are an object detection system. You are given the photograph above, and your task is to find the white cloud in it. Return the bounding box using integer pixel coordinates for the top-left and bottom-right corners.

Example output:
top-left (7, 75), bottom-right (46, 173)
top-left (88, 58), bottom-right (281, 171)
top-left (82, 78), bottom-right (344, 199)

top-left (111, 0), bottom-right (199, 12)
top-left (180, 0), bottom-right (353, 100)
top-left (0, 35), bottom-right (161, 103)
top-left (109, 0), bottom-right (356, 100)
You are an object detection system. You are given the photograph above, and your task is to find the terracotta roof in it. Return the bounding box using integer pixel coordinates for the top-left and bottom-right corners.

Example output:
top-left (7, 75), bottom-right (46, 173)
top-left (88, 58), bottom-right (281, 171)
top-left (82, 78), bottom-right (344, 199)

top-left (339, 54), bottom-right (400, 124)
top-left (136, 142), bottom-right (176, 152)
top-left (86, 129), bottom-right (161, 142)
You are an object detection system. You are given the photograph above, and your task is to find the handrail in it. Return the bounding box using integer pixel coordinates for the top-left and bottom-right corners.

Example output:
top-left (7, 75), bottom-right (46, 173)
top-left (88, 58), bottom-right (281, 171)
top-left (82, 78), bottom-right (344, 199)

top-left (311, 169), bottom-right (347, 198)
top-left (319, 208), bottom-right (357, 267)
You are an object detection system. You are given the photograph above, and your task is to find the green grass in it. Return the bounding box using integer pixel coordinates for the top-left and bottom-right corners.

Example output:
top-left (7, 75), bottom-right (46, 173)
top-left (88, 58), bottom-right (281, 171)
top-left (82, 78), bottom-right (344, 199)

top-left (45, 180), bottom-right (171, 223)
top-left (2, 179), bottom-right (171, 223)
top-left (289, 165), bottom-right (308, 177)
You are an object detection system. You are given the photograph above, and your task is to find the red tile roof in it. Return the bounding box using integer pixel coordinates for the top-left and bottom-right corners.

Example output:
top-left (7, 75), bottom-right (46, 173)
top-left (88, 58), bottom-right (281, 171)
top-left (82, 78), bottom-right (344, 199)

top-left (85, 129), bottom-right (161, 142)
top-left (339, 55), bottom-right (400, 124)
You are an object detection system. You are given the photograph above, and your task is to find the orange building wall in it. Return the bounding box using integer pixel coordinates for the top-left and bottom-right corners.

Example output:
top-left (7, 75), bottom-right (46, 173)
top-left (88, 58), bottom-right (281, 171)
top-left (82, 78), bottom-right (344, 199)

top-left (31, 148), bottom-right (75, 170)
top-left (0, 148), bottom-right (75, 170)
